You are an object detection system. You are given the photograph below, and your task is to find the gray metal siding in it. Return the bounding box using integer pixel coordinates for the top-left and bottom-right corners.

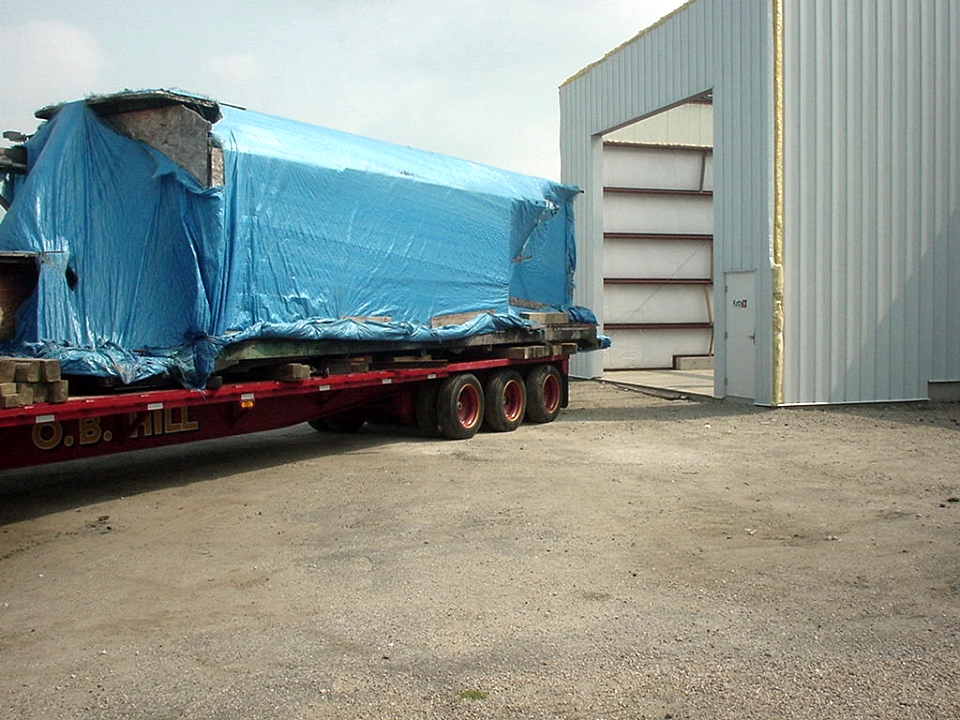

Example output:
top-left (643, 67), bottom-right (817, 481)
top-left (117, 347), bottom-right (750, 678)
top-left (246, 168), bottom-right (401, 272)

top-left (713, 0), bottom-right (775, 403)
top-left (781, 0), bottom-right (960, 403)
top-left (564, 0), bottom-right (960, 403)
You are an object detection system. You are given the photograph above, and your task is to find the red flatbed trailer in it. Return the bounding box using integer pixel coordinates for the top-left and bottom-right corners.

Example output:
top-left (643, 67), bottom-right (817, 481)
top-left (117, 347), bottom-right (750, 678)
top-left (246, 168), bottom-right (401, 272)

top-left (0, 90), bottom-right (603, 472)
top-left (0, 349), bottom-right (576, 472)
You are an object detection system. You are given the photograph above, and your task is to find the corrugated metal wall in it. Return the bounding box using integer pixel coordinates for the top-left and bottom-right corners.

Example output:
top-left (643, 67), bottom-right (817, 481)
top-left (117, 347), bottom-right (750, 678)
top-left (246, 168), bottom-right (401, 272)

top-left (782, 0), bottom-right (960, 403)
top-left (561, 0), bottom-right (776, 403)
top-left (563, 0), bottom-right (959, 404)
top-left (713, 0), bottom-right (776, 403)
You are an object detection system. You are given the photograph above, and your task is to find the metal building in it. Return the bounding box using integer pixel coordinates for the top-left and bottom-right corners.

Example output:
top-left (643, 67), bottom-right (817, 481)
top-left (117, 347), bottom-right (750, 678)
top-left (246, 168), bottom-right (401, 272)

top-left (561, 0), bottom-right (960, 405)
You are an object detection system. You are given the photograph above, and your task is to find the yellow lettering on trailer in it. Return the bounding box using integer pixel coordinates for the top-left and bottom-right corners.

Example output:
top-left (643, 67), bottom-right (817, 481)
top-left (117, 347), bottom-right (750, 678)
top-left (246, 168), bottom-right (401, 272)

top-left (32, 421), bottom-right (63, 450)
top-left (164, 406), bottom-right (199, 434)
top-left (78, 417), bottom-right (104, 445)
top-left (31, 406), bottom-right (200, 453)
top-left (129, 412), bottom-right (151, 439)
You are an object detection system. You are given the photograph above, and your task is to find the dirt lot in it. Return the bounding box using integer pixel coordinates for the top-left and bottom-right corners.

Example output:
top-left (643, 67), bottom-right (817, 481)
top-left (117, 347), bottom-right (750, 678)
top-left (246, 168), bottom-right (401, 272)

top-left (1, 379), bottom-right (959, 719)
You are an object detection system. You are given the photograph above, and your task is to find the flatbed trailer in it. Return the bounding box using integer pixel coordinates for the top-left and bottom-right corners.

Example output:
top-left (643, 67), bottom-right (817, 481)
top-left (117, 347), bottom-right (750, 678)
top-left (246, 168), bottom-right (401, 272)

top-left (0, 327), bottom-right (593, 471)
top-left (0, 90), bottom-right (604, 471)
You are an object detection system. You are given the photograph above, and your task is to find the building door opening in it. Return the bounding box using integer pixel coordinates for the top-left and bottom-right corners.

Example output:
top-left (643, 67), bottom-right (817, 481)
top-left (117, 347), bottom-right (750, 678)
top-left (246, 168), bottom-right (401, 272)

top-left (599, 96), bottom-right (714, 381)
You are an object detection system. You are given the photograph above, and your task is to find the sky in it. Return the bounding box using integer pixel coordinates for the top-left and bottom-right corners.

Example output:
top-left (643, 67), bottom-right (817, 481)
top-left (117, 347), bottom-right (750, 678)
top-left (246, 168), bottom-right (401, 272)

top-left (0, 0), bottom-right (683, 180)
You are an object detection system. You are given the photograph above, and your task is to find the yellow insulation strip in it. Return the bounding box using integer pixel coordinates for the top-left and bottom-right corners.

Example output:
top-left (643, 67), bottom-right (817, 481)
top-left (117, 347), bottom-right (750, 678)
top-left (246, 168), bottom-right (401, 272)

top-left (771, 0), bottom-right (785, 406)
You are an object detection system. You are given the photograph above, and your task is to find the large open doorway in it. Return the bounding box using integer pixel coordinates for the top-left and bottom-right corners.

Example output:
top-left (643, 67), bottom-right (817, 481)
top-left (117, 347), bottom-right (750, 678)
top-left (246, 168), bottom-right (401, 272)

top-left (600, 96), bottom-right (714, 387)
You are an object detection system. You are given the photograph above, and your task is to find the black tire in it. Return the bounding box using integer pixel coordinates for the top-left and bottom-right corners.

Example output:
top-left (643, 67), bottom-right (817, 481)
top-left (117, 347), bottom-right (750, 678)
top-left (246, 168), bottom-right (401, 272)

top-left (483, 369), bottom-right (527, 432)
top-left (525, 364), bottom-right (564, 423)
top-left (308, 410), bottom-right (366, 433)
top-left (437, 373), bottom-right (484, 440)
top-left (415, 382), bottom-right (441, 437)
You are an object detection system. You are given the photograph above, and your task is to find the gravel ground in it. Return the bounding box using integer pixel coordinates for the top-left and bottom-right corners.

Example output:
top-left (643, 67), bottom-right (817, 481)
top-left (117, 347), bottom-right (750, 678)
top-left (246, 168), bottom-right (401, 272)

top-left (1, 379), bottom-right (959, 719)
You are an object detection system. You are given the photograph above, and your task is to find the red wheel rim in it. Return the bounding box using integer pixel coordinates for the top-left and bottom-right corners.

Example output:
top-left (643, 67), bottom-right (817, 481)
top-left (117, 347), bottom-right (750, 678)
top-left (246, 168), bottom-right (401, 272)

top-left (541, 374), bottom-right (561, 413)
top-left (457, 384), bottom-right (481, 428)
top-left (502, 379), bottom-right (524, 421)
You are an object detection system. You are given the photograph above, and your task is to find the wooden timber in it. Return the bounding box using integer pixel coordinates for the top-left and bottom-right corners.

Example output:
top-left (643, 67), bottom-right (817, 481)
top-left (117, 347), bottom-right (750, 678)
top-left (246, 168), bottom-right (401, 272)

top-left (213, 324), bottom-right (601, 374)
top-left (0, 357), bottom-right (68, 408)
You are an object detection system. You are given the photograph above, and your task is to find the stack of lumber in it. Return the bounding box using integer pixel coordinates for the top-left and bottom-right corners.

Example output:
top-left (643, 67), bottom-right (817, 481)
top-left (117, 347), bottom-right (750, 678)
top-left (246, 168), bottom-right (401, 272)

top-left (0, 357), bottom-right (69, 408)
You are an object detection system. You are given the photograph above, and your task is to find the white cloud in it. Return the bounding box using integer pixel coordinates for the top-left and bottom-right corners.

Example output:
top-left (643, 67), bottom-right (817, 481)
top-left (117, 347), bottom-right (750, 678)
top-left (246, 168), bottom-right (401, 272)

top-left (0, 0), bottom-right (684, 177)
top-left (203, 52), bottom-right (268, 97)
top-left (0, 19), bottom-right (104, 134)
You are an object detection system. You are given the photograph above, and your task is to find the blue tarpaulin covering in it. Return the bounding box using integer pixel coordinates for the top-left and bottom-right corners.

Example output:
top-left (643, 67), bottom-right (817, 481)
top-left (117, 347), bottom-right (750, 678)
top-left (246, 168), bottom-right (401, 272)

top-left (0, 93), bottom-right (597, 387)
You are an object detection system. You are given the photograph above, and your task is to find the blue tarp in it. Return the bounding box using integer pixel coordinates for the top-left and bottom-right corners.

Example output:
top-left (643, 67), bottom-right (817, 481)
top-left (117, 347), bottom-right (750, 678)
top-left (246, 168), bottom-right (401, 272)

top-left (0, 95), bottom-right (597, 387)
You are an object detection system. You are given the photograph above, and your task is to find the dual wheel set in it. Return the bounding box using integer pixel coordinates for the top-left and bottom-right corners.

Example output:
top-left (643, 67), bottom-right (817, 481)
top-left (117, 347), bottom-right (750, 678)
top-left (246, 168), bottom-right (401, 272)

top-left (310, 363), bottom-right (565, 440)
top-left (419, 363), bottom-right (565, 440)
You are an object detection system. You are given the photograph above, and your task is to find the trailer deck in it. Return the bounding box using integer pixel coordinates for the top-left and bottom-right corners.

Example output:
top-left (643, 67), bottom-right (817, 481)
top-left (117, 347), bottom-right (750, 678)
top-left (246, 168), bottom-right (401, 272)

top-left (0, 322), bottom-right (597, 470)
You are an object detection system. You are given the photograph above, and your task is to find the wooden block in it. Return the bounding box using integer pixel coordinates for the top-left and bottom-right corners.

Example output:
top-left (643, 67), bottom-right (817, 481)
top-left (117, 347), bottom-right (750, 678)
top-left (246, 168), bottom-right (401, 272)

top-left (548, 343), bottom-right (579, 356)
top-left (520, 311), bottom-right (569, 325)
top-left (30, 383), bottom-right (48, 404)
top-left (14, 361), bottom-right (40, 383)
top-left (16, 383), bottom-right (35, 405)
top-left (1, 393), bottom-right (22, 409)
top-left (321, 357), bottom-right (370, 375)
top-left (48, 380), bottom-right (69, 404)
top-left (500, 345), bottom-right (550, 360)
top-left (372, 357), bottom-right (446, 371)
top-left (267, 363), bottom-right (312, 382)
top-left (430, 310), bottom-right (494, 328)
top-left (0, 357), bottom-right (14, 383)
top-left (37, 359), bottom-right (61, 382)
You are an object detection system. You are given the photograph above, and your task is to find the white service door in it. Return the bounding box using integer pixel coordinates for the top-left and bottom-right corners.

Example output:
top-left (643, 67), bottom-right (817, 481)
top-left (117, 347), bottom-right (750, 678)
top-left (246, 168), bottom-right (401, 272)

top-left (724, 271), bottom-right (756, 399)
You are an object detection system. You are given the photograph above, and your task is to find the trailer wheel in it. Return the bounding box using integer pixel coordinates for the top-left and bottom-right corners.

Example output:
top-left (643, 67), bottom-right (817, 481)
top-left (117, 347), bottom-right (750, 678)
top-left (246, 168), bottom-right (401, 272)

top-left (437, 373), bottom-right (484, 439)
top-left (309, 410), bottom-right (366, 433)
top-left (525, 364), bottom-right (563, 423)
top-left (415, 382), bottom-right (441, 437)
top-left (483, 369), bottom-right (527, 432)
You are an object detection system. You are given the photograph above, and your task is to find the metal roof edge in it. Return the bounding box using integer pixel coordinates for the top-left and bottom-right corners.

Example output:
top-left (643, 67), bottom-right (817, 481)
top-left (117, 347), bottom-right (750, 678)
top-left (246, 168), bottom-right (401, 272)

top-left (560, 0), bottom-right (701, 89)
